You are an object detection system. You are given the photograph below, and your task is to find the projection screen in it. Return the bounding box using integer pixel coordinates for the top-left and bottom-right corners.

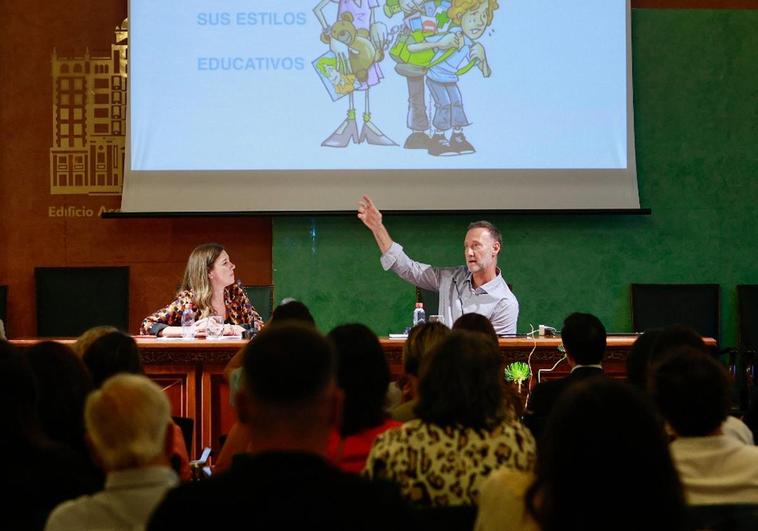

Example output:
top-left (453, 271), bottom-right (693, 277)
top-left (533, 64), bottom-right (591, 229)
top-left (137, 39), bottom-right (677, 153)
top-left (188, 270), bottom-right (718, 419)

top-left (122, 0), bottom-right (639, 212)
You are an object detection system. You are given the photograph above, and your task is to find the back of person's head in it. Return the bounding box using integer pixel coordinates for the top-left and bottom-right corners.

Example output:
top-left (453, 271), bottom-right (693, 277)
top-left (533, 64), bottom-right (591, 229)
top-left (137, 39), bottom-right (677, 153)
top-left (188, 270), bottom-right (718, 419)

top-left (402, 321), bottom-right (450, 377)
top-left (243, 324), bottom-right (335, 408)
top-left (650, 325), bottom-right (707, 365)
top-left (452, 313), bottom-right (498, 346)
top-left (526, 378), bottom-right (685, 531)
top-left (0, 341), bottom-right (44, 445)
top-left (85, 374), bottom-right (171, 471)
top-left (26, 341), bottom-right (92, 450)
top-left (650, 347), bottom-right (730, 437)
top-left (625, 329), bottom-right (662, 390)
top-left (416, 331), bottom-right (507, 430)
top-left (73, 325), bottom-right (119, 357)
top-left (561, 312), bottom-right (606, 365)
top-left (83, 331), bottom-right (142, 388)
top-left (269, 300), bottom-right (316, 327)
top-left (327, 324), bottom-right (389, 437)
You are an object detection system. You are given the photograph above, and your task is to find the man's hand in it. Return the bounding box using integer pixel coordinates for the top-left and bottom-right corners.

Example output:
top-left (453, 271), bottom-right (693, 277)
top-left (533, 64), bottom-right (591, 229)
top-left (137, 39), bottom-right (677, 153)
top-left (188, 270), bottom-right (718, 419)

top-left (358, 195), bottom-right (394, 254)
top-left (358, 195), bottom-right (383, 231)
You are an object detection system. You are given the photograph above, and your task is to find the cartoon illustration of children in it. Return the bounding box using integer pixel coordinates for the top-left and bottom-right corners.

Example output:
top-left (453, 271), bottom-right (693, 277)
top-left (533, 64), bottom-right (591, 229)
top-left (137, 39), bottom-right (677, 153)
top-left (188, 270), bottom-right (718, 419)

top-left (407, 0), bottom-right (498, 156)
top-left (384, 0), bottom-right (452, 150)
top-left (314, 0), bottom-right (396, 147)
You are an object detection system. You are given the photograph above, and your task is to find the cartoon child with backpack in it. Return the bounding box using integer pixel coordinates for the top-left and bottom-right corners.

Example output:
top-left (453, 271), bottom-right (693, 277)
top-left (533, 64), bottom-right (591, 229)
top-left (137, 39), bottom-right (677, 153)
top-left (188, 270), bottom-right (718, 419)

top-left (384, 0), bottom-right (453, 150)
top-left (406, 0), bottom-right (498, 156)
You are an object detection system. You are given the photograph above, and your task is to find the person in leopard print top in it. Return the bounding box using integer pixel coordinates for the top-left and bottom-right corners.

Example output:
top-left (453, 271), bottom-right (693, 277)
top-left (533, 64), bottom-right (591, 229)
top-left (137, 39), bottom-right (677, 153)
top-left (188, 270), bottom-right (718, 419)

top-left (364, 331), bottom-right (536, 506)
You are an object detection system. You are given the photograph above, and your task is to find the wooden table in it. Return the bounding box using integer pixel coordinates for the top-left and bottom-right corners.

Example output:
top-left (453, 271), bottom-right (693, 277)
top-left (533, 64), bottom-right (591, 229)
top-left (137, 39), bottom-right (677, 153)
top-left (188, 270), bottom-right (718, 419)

top-left (14, 335), bottom-right (701, 458)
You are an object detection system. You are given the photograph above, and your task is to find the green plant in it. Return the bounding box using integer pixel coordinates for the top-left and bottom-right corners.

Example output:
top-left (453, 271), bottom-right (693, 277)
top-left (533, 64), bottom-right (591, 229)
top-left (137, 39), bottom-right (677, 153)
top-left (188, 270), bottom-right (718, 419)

top-left (504, 361), bottom-right (530, 393)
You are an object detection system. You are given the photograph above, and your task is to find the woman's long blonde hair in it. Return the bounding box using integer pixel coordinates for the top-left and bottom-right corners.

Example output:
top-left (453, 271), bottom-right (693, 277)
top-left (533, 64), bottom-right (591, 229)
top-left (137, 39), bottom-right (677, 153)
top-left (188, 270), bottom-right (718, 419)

top-left (180, 243), bottom-right (225, 318)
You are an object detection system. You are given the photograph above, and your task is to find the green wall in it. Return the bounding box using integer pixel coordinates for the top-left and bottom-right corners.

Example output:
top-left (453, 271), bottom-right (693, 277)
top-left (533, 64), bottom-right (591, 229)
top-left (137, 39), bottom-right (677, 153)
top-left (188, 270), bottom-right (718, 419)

top-left (273, 9), bottom-right (758, 346)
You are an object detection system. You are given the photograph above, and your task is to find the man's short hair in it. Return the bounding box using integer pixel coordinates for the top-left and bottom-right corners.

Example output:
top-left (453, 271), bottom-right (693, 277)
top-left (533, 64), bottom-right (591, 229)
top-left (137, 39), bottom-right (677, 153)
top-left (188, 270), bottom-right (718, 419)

top-left (650, 347), bottom-right (731, 437)
top-left (243, 324), bottom-right (335, 406)
top-left (561, 313), bottom-right (607, 365)
top-left (467, 221), bottom-right (502, 246)
top-left (85, 374), bottom-right (171, 470)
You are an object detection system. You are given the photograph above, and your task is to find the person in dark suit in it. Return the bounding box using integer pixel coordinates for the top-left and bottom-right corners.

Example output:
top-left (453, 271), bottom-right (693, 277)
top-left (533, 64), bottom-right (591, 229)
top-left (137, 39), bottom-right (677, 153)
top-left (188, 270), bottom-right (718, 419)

top-left (148, 324), bottom-right (413, 531)
top-left (523, 312), bottom-right (607, 439)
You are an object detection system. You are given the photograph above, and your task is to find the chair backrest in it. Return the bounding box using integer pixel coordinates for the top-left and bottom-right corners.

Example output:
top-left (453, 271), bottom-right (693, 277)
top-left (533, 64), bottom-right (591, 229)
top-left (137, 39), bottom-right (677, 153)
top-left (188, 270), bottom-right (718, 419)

top-left (0, 285), bottom-right (7, 335)
top-left (685, 503), bottom-right (758, 531)
top-left (35, 267), bottom-right (129, 337)
top-left (419, 287), bottom-right (439, 318)
top-left (245, 285), bottom-right (274, 322)
top-left (631, 284), bottom-right (720, 343)
top-left (738, 285), bottom-right (758, 352)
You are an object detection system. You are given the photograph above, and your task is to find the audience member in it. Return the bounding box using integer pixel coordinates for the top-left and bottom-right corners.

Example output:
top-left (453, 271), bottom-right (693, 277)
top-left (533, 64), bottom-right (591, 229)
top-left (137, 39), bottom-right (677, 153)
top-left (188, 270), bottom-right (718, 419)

top-left (26, 341), bottom-right (100, 486)
top-left (326, 324), bottom-right (401, 473)
top-left (82, 331), bottom-right (191, 481)
top-left (630, 326), bottom-right (753, 445)
top-left (625, 328), bottom-right (662, 390)
top-left (269, 299), bottom-right (316, 326)
top-left (389, 321), bottom-right (450, 422)
top-left (365, 331), bottom-right (536, 507)
top-left (651, 347), bottom-right (758, 504)
top-left (0, 318), bottom-right (6, 340)
top-left (0, 341), bottom-right (94, 531)
top-left (524, 312), bottom-right (607, 438)
top-left (216, 300), bottom-right (318, 472)
top-left (72, 325), bottom-right (118, 357)
top-left (45, 374), bottom-right (179, 531)
top-left (476, 378), bottom-right (686, 531)
top-left (223, 299), bottom-right (316, 384)
top-left (82, 331), bottom-right (143, 389)
top-left (148, 325), bottom-right (413, 530)
top-left (453, 313), bottom-right (499, 346)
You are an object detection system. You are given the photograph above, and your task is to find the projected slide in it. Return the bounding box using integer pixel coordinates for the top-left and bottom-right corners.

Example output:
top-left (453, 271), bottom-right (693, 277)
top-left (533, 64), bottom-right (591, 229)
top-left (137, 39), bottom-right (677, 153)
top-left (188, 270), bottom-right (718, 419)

top-left (129, 0), bottom-right (628, 172)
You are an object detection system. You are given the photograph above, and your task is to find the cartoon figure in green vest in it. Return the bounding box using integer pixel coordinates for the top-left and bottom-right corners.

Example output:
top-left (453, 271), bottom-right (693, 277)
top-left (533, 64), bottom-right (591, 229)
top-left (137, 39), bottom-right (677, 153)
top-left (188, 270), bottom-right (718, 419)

top-left (384, 0), bottom-right (452, 149)
top-left (406, 0), bottom-right (498, 156)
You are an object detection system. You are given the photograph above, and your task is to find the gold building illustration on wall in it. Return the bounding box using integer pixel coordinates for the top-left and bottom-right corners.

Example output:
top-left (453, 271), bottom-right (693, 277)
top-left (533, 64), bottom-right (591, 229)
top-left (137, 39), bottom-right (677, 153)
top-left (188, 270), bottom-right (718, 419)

top-left (49, 19), bottom-right (128, 195)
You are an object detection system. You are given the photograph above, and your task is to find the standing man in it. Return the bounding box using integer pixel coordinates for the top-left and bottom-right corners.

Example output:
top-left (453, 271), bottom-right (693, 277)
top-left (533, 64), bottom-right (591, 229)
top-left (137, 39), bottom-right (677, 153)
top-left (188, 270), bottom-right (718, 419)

top-left (357, 195), bottom-right (518, 334)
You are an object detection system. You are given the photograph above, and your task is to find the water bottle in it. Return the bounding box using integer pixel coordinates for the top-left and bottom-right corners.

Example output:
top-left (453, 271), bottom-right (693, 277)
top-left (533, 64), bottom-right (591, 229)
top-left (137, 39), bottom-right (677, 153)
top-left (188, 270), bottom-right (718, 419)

top-left (181, 306), bottom-right (195, 339)
top-left (412, 302), bottom-right (426, 326)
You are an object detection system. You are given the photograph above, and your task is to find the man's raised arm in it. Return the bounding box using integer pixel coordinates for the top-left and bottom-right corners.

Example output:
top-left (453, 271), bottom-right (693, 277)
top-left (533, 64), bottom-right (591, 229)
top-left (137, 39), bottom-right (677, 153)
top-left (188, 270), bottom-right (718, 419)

top-left (357, 195), bottom-right (394, 254)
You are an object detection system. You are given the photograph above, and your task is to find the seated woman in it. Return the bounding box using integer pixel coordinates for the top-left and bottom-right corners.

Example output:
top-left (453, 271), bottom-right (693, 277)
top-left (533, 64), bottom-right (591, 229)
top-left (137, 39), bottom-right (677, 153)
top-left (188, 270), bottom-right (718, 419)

top-left (326, 324), bottom-right (401, 474)
top-left (475, 378), bottom-right (685, 531)
top-left (140, 243), bottom-right (263, 337)
top-left (364, 331), bottom-right (537, 507)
